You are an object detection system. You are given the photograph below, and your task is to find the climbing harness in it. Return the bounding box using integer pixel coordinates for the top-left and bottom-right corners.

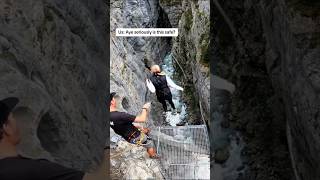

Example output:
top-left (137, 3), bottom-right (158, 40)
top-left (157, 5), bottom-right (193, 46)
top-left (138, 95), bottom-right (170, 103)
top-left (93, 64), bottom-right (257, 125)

top-left (127, 130), bottom-right (139, 142)
top-left (131, 131), bottom-right (152, 147)
top-left (132, 131), bottom-right (145, 145)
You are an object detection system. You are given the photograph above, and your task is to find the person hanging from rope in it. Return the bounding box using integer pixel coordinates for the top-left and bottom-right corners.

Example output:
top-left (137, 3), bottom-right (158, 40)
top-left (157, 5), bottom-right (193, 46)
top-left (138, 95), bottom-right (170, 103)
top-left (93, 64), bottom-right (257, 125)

top-left (109, 92), bottom-right (159, 159)
top-left (146, 65), bottom-right (183, 114)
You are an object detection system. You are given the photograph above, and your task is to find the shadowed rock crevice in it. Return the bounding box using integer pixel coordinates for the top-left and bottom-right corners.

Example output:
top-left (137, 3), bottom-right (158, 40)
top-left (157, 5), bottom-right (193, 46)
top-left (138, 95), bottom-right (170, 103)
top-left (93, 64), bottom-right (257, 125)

top-left (37, 112), bottom-right (67, 154)
top-left (121, 97), bottom-right (130, 111)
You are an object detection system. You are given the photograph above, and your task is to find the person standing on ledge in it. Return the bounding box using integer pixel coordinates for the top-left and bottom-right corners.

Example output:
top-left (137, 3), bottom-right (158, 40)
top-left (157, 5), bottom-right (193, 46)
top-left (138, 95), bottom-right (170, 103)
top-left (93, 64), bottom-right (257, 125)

top-left (0, 97), bottom-right (107, 180)
top-left (109, 92), bottom-right (159, 159)
top-left (146, 65), bottom-right (184, 114)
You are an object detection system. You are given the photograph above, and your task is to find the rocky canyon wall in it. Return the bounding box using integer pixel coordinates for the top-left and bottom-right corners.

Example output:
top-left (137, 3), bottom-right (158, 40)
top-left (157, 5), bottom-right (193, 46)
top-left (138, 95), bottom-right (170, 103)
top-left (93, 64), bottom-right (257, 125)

top-left (160, 0), bottom-right (210, 125)
top-left (211, 0), bottom-right (319, 179)
top-left (0, 0), bottom-right (107, 170)
top-left (110, 0), bottom-right (172, 178)
top-left (110, 0), bottom-right (170, 116)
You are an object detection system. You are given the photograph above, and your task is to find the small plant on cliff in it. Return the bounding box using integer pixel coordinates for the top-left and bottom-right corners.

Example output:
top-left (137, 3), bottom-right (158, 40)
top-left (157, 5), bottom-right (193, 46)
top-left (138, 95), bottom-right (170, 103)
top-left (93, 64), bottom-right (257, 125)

top-left (160, 0), bottom-right (181, 6)
top-left (199, 33), bottom-right (210, 67)
top-left (0, 52), bottom-right (16, 60)
top-left (289, 0), bottom-right (320, 17)
top-left (200, 44), bottom-right (210, 67)
top-left (184, 9), bottom-right (193, 31)
top-left (192, 0), bottom-right (199, 8)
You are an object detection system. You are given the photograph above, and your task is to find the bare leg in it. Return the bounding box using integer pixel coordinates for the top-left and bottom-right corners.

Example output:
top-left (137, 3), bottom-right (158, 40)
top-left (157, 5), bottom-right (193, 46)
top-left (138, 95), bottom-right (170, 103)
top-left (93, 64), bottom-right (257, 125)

top-left (147, 147), bottom-right (157, 157)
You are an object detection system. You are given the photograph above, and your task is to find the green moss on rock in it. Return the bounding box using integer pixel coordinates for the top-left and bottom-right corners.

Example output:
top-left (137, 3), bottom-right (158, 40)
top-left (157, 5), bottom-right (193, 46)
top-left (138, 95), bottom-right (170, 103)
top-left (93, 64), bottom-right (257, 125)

top-left (199, 32), bottom-right (210, 67)
top-left (0, 52), bottom-right (16, 60)
top-left (288, 0), bottom-right (320, 16)
top-left (160, 0), bottom-right (181, 6)
top-left (200, 43), bottom-right (209, 67)
top-left (184, 9), bottom-right (193, 31)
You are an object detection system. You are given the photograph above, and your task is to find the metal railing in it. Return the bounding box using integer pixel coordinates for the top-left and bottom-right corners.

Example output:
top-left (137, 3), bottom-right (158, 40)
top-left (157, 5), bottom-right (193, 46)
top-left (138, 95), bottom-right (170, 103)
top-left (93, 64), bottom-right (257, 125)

top-left (152, 125), bottom-right (210, 180)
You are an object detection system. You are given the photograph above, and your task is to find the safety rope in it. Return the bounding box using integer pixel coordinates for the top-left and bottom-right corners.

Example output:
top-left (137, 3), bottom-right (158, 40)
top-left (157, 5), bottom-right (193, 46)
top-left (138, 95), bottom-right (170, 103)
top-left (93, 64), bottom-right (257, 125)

top-left (133, 132), bottom-right (145, 145)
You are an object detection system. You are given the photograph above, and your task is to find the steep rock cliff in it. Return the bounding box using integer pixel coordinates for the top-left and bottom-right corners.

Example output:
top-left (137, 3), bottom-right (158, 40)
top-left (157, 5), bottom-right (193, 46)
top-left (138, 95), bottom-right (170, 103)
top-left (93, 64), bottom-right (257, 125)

top-left (261, 1), bottom-right (320, 179)
top-left (211, 0), bottom-right (319, 179)
top-left (110, 0), bottom-right (170, 115)
top-left (159, 0), bottom-right (183, 27)
top-left (0, 0), bottom-right (107, 170)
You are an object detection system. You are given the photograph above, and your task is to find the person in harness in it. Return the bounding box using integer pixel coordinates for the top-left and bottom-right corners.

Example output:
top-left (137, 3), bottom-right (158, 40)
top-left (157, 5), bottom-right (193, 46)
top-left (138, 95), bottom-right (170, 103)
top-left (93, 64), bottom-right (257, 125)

top-left (109, 92), bottom-right (159, 159)
top-left (146, 65), bottom-right (184, 114)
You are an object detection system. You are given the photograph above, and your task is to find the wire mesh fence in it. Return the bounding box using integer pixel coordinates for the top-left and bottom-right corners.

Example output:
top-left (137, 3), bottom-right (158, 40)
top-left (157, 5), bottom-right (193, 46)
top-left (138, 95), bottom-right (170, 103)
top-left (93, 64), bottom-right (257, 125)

top-left (152, 125), bottom-right (210, 180)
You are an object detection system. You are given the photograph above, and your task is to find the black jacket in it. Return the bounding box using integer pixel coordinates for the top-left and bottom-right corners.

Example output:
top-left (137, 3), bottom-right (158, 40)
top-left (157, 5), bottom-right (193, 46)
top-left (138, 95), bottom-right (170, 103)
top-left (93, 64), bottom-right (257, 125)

top-left (149, 74), bottom-right (172, 99)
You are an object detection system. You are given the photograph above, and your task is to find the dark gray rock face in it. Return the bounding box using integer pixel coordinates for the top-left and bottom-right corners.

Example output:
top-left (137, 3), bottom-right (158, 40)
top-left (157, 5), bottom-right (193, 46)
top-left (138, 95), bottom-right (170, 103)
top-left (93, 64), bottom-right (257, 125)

top-left (0, 0), bottom-right (107, 170)
top-left (259, 1), bottom-right (320, 180)
top-left (211, 0), bottom-right (319, 179)
top-left (159, 0), bottom-right (183, 27)
top-left (163, 0), bottom-right (210, 125)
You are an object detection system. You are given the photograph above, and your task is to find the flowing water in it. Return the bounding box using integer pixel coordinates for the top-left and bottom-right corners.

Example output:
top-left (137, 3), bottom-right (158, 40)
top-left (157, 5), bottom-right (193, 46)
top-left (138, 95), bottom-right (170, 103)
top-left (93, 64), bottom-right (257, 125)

top-left (162, 53), bottom-right (247, 179)
top-left (161, 53), bottom-right (187, 126)
top-left (160, 53), bottom-right (210, 179)
top-left (212, 77), bottom-right (247, 180)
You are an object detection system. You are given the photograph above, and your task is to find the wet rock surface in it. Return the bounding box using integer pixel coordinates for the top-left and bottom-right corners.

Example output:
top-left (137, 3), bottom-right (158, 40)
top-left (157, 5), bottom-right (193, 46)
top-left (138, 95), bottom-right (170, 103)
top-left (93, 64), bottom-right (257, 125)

top-left (214, 147), bottom-right (231, 164)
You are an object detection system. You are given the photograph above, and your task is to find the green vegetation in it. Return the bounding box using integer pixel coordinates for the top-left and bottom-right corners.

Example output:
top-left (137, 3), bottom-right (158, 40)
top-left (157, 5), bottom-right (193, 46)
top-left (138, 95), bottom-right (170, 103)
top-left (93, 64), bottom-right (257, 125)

top-left (38, 8), bottom-right (56, 42)
top-left (44, 7), bottom-right (54, 22)
top-left (199, 31), bottom-right (210, 67)
top-left (196, 9), bottom-right (209, 23)
top-left (288, 0), bottom-right (320, 16)
top-left (196, 10), bottom-right (204, 19)
top-left (200, 41), bottom-right (209, 67)
top-left (160, 0), bottom-right (181, 6)
top-left (0, 52), bottom-right (15, 60)
top-left (121, 64), bottom-right (127, 76)
top-left (191, 49), bottom-right (196, 62)
top-left (199, 32), bottom-right (209, 45)
top-left (192, 0), bottom-right (199, 8)
top-left (310, 32), bottom-right (320, 49)
top-left (184, 9), bottom-right (193, 31)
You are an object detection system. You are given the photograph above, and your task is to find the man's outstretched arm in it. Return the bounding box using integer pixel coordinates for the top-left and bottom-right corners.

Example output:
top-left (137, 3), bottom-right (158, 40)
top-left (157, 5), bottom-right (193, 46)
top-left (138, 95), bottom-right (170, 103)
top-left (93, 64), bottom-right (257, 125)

top-left (134, 103), bottom-right (151, 123)
top-left (134, 124), bottom-right (150, 134)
